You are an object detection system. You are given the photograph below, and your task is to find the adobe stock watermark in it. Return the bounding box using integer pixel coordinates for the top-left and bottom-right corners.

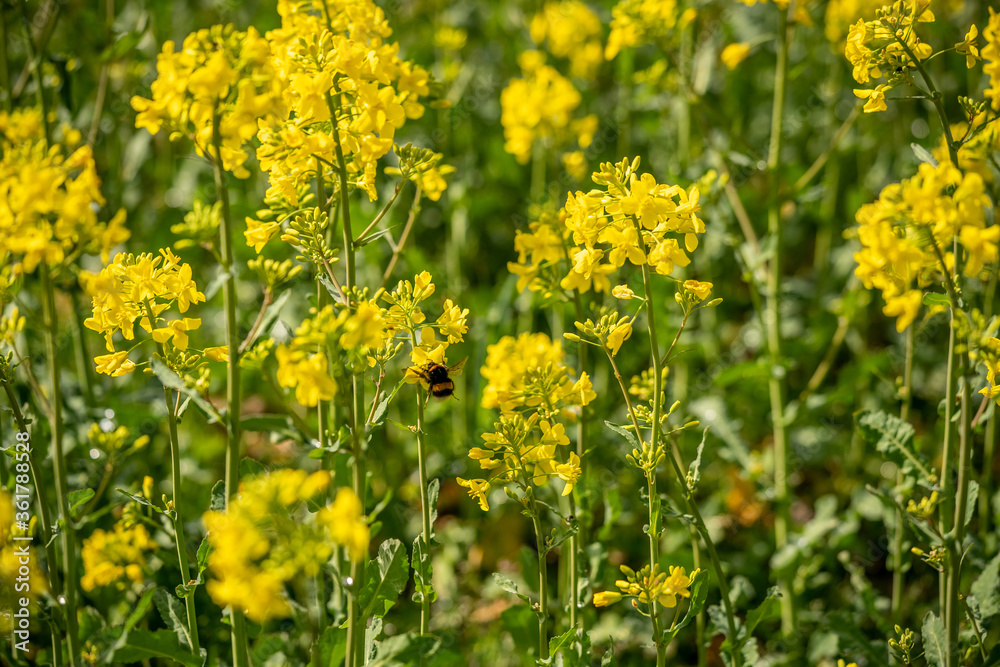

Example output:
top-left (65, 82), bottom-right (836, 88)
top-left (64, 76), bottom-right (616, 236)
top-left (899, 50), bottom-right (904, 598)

top-left (10, 427), bottom-right (35, 653)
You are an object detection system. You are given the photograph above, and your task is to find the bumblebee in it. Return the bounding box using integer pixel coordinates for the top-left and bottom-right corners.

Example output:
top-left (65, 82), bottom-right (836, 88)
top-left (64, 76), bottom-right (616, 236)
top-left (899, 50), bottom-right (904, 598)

top-left (415, 358), bottom-right (467, 400)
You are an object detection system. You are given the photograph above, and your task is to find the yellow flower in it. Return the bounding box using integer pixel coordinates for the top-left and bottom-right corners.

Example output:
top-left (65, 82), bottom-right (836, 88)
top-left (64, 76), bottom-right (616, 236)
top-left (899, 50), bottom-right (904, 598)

top-left (605, 320), bottom-right (633, 356)
top-left (612, 285), bottom-right (636, 300)
top-left (956, 24), bottom-right (980, 68)
top-left (554, 451), bottom-right (581, 496)
top-left (245, 218), bottom-right (280, 253)
top-left (593, 591), bottom-right (623, 607)
top-left (681, 280), bottom-right (713, 301)
top-left (275, 346), bottom-right (337, 407)
top-left (317, 488), bottom-right (370, 562)
top-left (204, 346), bottom-right (230, 362)
top-left (882, 290), bottom-right (922, 333)
top-left (984, 9), bottom-right (1000, 112)
top-left (721, 43), bottom-right (752, 70)
top-left (457, 477), bottom-right (491, 511)
top-left (151, 317), bottom-right (201, 351)
top-left (854, 84), bottom-right (890, 113)
top-left (94, 351), bottom-right (136, 377)
top-left (81, 522), bottom-right (156, 591)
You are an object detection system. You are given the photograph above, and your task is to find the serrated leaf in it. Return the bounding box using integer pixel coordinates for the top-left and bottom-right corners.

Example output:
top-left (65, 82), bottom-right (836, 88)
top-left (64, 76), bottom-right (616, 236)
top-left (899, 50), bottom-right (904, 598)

top-left (367, 631), bottom-right (439, 667)
top-left (855, 410), bottom-right (931, 481)
top-left (209, 481), bottom-right (226, 512)
top-left (922, 610), bottom-right (947, 667)
top-left (971, 552), bottom-right (1000, 617)
top-left (412, 537), bottom-right (436, 604)
top-left (545, 627), bottom-right (576, 662)
top-left (150, 358), bottom-right (223, 425)
top-left (358, 539), bottom-right (410, 619)
top-left (493, 572), bottom-right (532, 605)
top-left (153, 588), bottom-right (192, 651)
top-left (370, 378), bottom-right (406, 426)
top-left (604, 420), bottom-right (639, 449)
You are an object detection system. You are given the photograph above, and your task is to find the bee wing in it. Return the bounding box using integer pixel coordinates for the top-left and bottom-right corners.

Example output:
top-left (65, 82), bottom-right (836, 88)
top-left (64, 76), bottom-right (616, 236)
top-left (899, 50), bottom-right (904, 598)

top-left (447, 357), bottom-right (468, 376)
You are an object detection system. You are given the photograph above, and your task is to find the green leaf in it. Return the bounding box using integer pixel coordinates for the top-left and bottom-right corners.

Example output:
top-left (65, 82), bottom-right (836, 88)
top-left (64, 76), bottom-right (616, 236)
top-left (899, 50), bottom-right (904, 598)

top-left (745, 586), bottom-right (781, 637)
top-left (493, 572), bottom-right (532, 605)
top-left (912, 142), bottom-right (938, 167)
top-left (541, 627), bottom-right (577, 664)
top-left (239, 457), bottom-right (267, 480)
top-left (358, 539), bottom-right (411, 619)
top-left (428, 477), bottom-right (440, 528)
top-left (604, 420), bottom-right (639, 449)
top-left (254, 289), bottom-right (292, 343)
top-left (411, 536), bottom-right (436, 604)
top-left (600, 645), bottom-right (618, 666)
top-left (69, 488), bottom-right (95, 516)
top-left (109, 629), bottom-right (204, 667)
top-left (150, 358), bottom-right (224, 425)
top-left (922, 292), bottom-right (950, 308)
top-left (116, 489), bottom-right (164, 514)
top-left (370, 378), bottom-right (406, 426)
top-left (355, 227), bottom-right (396, 248)
top-left (687, 427), bottom-right (710, 491)
top-left (922, 610), bottom-right (948, 667)
top-left (209, 481), bottom-right (226, 512)
top-left (971, 552), bottom-right (1000, 617)
top-left (153, 588), bottom-right (193, 651)
top-left (367, 631), bottom-right (439, 667)
top-left (318, 627), bottom-right (348, 667)
top-left (855, 410), bottom-right (932, 481)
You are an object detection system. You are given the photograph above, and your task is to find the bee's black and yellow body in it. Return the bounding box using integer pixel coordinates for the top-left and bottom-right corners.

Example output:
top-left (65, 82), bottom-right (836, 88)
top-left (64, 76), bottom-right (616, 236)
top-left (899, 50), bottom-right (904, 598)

top-left (426, 363), bottom-right (456, 399)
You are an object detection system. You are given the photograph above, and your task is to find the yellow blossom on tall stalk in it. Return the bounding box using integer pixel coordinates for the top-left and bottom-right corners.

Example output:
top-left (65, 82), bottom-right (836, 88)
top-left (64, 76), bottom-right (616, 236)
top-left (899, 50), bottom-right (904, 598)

top-left (853, 160), bottom-right (995, 332)
top-left (202, 470), bottom-right (369, 623)
top-left (83, 248), bottom-right (207, 376)
top-left (594, 563), bottom-right (701, 610)
top-left (605, 0), bottom-right (679, 60)
top-left (255, 0), bottom-right (432, 204)
top-left (0, 107), bottom-right (128, 274)
top-left (530, 1), bottom-right (604, 78)
top-left (275, 299), bottom-right (391, 407)
top-left (500, 52), bottom-right (597, 164)
top-left (131, 24), bottom-right (282, 178)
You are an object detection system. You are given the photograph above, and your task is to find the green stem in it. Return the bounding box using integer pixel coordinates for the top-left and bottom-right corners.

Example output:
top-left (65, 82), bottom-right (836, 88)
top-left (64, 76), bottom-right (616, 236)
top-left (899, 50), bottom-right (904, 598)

top-left (766, 7), bottom-right (794, 637)
top-left (164, 387), bottom-right (201, 655)
top-left (41, 267), bottom-right (81, 667)
top-left (411, 340), bottom-right (433, 635)
top-left (947, 354), bottom-right (971, 667)
top-left (891, 327), bottom-right (914, 619)
top-left (531, 506), bottom-right (550, 661)
top-left (0, 5), bottom-right (10, 112)
top-left (2, 381), bottom-right (62, 667)
top-left (210, 110), bottom-right (248, 667)
top-left (329, 89), bottom-right (366, 667)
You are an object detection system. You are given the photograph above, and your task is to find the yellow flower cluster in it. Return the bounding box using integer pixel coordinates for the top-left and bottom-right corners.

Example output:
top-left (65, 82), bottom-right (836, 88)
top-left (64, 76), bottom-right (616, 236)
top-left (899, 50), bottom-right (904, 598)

top-left (985, 8), bottom-right (1000, 112)
top-left (83, 249), bottom-right (206, 376)
top-left (80, 521), bottom-right (156, 592)
top-left (824, 0), bottom-right (885, 47)
top-left (853, 161), bottom-right (995, 332)
top-left (377, 271), bottom-right (468, 382)
top-left (845, 1), bottom-right (935, 112)
top-left (593, 563), bottom-right (699, 609)
top-left (605, 0), bottom-right (687, 61)
top-left (500, 52), bottom-right (597, 164)
top-left (132, 24), bottom-right (281, 178)
top-left (276, 300), bottom-right (388, 407)
top-left (513, 157), bottom-right (704, 295)
top-left (256, 0), bottom-right (431, 203)
top-left (0, 107), bottom-right (128, 274)
top-left (459, 332), bottom-right (593, 510)
top-left (0, 491), bottom-right (46, 633)
top-left (202, 470), bottom-right (368, 622)
top-left (530, 2), bottom-right (603, 79)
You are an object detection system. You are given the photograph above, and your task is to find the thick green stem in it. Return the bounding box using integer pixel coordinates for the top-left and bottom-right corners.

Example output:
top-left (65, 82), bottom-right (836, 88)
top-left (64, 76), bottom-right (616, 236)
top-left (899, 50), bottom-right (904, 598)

top-left (766, 8), bottom-right (795, 637)
top-left (41, 267), bottom-right (81, 667)
top-left (947, 354), bottom-right (972, 667)
top-left (329, 89), bottom-right (366, 667)
top-left (414, 381), bottom-right (433, 635)
top-left (164, 388), bottom-right (201, 655)
top-left (531, 508), bottom-right (550, 661)
top-left (210, 111), bottom-right (248, 667)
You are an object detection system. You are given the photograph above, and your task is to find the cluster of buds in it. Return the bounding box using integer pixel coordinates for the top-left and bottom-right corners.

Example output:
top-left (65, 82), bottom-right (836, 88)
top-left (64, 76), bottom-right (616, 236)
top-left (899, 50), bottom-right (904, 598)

top-left (888, 625), bottom-right (915, 664)
top-left (171, 200), bottom-right (221, 250)
top-left (281, 208), bottom-right (339, 269)
top-left (594, 564), bottom-right (701, 613)
top-left (905, 491), bottom-right (939, 520)
top-left (566, 311), bottom-right (634, 357)
top-left (247, 257), bottom-right (304, 295)
top-left (911, 546), bottom-right (946, 571)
